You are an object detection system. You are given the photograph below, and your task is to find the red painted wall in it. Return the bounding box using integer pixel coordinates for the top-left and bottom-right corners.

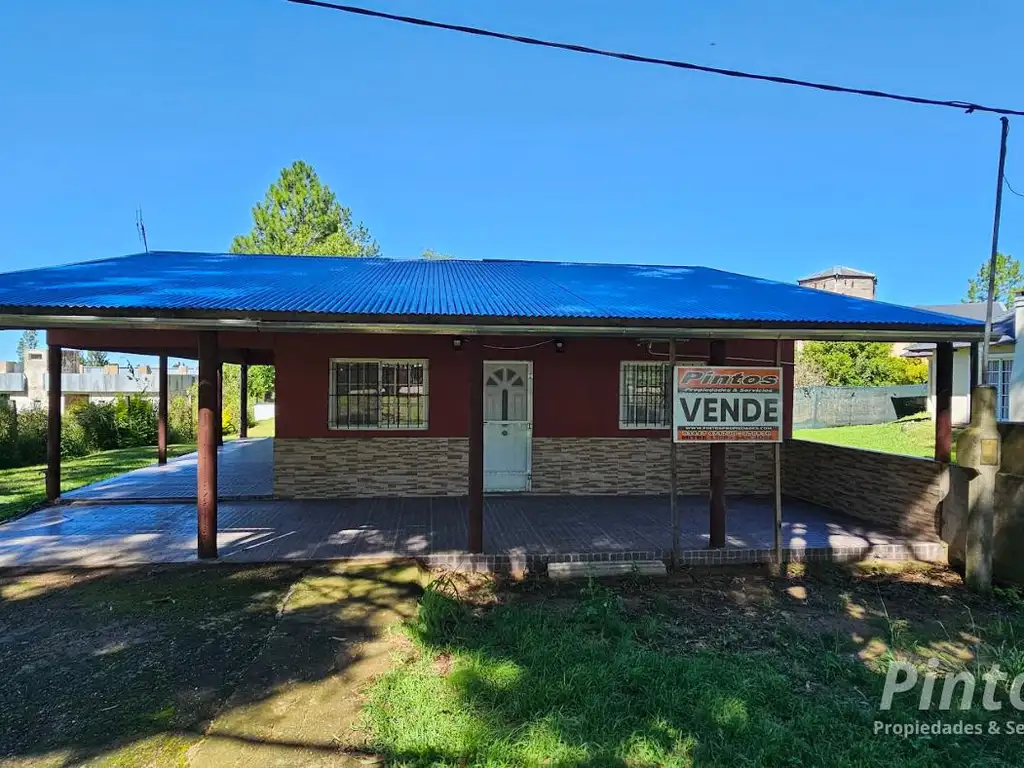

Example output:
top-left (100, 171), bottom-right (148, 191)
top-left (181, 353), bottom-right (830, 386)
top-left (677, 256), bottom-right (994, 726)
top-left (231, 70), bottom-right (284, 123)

top-left (274, 333), bottom-right (795, 440)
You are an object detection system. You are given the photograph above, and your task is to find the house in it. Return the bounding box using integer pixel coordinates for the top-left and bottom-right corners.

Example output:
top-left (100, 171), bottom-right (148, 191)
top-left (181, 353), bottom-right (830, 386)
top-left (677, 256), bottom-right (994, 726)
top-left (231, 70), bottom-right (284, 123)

top-left (0, 251), bottom-right (982, 560)
top-left (0, 350), bottom-right (196, 411)
top-left (902, 301), bottom-right (1015, 423)
top-left (797, 266), bottom-right (877, 300)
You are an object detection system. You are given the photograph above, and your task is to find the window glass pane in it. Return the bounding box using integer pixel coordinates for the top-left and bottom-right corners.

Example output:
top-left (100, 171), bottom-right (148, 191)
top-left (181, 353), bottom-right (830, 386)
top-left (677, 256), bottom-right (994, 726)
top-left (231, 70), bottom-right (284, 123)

top-left (379, 361), bottom-right (426, 428)
top-left (331, 360), bottom-right (428, 429)
top-left (985, 359), bottom-right (1012, 421)
top-left (620, 362), bottom-right (670, 428)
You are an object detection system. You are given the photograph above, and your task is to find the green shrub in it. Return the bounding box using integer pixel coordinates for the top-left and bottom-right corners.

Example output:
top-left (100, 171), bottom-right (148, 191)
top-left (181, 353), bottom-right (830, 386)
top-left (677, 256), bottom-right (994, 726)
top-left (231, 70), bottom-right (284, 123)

top-left (0, 404), bottom-right (17, 469)
top-left (73, 401), bottom-right (119, 451)
top-left (168, 392), bottom-right (196, 444)
top-left (16, 408), bottom-right (48, 465)
top-left (60, 415), bottom-right (90, 459)
top-left (113, 395), bottom-right (157, 448)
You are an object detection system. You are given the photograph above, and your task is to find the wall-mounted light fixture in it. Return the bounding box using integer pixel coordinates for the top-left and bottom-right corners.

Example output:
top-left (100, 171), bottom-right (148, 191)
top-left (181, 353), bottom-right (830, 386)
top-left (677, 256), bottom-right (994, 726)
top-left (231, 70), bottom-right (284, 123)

top-left (452, 337), bottom-right (464, 351)
top-left (554, 339), bottom-right (565, 353)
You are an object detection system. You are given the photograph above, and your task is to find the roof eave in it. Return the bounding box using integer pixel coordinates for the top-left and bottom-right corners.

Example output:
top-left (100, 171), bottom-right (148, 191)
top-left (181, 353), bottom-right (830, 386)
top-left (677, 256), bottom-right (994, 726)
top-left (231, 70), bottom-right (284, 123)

top-left (0, 308), bottom-right (986, 342)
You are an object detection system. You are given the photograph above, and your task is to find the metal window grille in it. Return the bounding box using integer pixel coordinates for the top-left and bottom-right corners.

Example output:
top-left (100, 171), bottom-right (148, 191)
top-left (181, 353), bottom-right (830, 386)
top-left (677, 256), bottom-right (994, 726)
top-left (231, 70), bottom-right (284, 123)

top-left (619, 362), bottom-right (671, 428)
top-left (330, 360), bottom-right (427, 429)
top-left (986, 359), bottom-right (1013, 421)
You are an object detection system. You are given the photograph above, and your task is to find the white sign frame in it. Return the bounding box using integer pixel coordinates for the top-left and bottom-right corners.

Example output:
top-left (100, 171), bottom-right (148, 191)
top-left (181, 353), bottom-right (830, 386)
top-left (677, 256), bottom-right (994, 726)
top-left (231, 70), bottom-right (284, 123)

top-left (672, 365), bottom-right (784, 443)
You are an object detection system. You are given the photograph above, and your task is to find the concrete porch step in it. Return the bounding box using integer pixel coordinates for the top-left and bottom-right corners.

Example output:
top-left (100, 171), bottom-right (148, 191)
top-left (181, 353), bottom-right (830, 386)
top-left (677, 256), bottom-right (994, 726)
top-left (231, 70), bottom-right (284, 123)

top-left (548, 560), bottom-right (668, 580)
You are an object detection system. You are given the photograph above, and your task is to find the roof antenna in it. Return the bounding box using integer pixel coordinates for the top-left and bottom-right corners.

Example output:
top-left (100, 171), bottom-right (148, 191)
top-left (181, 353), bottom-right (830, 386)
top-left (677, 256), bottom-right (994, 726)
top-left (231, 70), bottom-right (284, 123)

top-left (136, 207), bottom-right (150, 253)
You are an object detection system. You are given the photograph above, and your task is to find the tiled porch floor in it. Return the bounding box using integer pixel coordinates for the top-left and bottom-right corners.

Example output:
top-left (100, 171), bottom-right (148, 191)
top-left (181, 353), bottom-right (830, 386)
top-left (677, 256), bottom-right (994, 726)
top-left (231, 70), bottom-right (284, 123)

top-left (0, 494), bottom-right (937, 568)
top-left (62, 438), bottom-right (273, 500)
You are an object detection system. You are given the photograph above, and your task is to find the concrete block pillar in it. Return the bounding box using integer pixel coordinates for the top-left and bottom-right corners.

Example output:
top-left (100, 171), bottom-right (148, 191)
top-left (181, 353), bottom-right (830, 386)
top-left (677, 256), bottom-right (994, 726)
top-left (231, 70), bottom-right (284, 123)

top-left (957, 385), bottom-right (1000, 592)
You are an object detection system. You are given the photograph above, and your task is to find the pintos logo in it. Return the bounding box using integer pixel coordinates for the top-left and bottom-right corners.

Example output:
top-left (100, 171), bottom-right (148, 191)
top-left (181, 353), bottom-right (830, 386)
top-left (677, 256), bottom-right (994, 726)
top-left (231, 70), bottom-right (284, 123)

top-left (678, 369), bottom-right (779, 388)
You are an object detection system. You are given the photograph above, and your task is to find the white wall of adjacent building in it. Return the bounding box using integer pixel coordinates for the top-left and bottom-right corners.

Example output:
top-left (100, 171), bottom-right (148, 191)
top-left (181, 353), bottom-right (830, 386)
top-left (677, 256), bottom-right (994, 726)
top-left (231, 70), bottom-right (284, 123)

top-left (0, 350), bottom-right (196, 413)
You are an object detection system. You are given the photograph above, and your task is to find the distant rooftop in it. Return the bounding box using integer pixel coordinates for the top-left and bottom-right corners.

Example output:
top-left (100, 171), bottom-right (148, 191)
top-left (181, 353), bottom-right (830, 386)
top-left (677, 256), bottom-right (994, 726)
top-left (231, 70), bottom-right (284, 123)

top-left (915, 302), bottom-right (1004, 323)
top-left (798, 266), bottom-right (877, 282)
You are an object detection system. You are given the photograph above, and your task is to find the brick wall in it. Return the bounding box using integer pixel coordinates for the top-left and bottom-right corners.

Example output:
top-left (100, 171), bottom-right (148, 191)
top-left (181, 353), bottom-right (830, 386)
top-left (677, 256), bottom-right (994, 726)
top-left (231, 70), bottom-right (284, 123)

top-left (275, 437), bottom-right (469, 497)
top-left (275, 436), bottom-right (776, 497)
top-left (782, 439), bottom-right (945, 538)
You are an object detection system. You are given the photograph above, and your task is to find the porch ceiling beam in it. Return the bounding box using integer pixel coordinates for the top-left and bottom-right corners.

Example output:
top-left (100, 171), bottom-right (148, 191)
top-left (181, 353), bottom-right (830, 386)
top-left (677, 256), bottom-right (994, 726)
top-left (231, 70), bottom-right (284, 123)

top-left (0, 313), bottom-right (985, 343)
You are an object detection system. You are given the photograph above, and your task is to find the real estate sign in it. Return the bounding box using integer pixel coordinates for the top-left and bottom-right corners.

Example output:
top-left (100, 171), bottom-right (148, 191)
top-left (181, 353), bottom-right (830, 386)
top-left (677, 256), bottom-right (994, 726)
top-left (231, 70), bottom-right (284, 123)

top-left (673, 366), bottom-right (783, 443)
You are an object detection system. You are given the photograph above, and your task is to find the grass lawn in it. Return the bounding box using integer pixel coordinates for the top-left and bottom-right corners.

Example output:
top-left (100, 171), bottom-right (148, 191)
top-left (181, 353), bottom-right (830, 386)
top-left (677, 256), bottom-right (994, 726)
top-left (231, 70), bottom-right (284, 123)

top-left (0, 444), bottom-right (196, 524)
top-left (246, 415), bottom-right (275, 438)
top-left (3, 561), bottom-right (1024, 766)
top-left (367, 565), bottom-right (1024, 766)
top-left (792, 413), bottom-right (948, 459)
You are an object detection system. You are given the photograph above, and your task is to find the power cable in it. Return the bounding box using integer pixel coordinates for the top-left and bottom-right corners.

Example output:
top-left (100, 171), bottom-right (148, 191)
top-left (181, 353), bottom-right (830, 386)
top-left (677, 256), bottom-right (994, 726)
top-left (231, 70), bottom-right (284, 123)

top-left (288, 0), bottom-right (1024, 117)
top-left (1005, 177), bottom-right (1024, 198)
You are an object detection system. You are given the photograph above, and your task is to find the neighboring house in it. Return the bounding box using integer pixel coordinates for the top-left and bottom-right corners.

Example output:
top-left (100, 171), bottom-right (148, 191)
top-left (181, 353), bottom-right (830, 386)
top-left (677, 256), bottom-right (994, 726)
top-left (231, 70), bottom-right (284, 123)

top-left (0, 349), bottom-right (196, 412)
top-left (902, 301), bottom-right (1013, 424)
top-left (797, 266), bottom-right (877, 301)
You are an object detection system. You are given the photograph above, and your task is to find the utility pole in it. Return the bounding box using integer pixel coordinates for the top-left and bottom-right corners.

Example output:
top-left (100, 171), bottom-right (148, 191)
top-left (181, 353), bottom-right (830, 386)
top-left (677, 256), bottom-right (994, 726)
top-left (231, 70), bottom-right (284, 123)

top-left (981, 117), bottom-right (1010, 377)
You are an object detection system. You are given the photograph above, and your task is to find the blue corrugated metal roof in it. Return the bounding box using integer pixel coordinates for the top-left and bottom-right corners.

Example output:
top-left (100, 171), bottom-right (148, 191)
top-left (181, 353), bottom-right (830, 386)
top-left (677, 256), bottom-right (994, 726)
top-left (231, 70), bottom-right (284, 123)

top-left (0, 251), bottom-right (984, 329)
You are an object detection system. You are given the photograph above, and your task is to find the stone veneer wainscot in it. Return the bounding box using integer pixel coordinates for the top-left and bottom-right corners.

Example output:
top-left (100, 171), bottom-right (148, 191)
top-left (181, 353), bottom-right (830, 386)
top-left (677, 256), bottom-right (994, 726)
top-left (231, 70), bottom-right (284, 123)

top-left (275, 436), bottom-right (777, 498)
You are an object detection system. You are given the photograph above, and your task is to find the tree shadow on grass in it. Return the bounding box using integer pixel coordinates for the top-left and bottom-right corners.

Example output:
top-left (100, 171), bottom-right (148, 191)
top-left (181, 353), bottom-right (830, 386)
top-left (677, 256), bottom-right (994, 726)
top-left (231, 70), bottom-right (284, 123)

top-left (365, 564), bottom-right (1024, 767)
top-left (0, 560), bottom-right (424, 766)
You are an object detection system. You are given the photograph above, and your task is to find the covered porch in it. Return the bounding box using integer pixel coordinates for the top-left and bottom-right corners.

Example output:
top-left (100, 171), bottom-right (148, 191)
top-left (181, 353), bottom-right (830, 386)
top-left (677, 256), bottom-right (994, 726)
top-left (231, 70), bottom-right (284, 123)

top-left (0, 432), bottom-right (944, 569)
top-left (0, 492), bottom-right (943, 570)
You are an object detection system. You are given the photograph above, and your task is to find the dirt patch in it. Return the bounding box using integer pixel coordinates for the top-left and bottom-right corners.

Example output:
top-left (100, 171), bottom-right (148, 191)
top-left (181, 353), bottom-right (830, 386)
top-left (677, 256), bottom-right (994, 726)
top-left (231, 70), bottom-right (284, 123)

top-left (188, 561), bottom-right (426, 767)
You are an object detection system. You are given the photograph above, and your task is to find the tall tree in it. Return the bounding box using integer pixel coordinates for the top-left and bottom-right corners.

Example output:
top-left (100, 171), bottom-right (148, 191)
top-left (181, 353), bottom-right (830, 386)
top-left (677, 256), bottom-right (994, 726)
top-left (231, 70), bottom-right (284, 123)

top-left (231, 161), bottom-right (379, 257)
top-left (84, 350), bottom-right (110, 367)
top-left (15, 330), bottom-right (39, 362)
top-left (422, 248), bottom-right (453, 260)
top-left (965, 252), bottom-right (1022, 306)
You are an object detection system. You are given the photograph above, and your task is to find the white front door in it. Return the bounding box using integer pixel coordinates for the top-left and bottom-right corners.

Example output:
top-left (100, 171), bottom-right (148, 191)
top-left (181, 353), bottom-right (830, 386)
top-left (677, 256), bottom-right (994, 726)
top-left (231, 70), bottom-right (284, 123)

top-left (483, 361), bottom-right (532, 492)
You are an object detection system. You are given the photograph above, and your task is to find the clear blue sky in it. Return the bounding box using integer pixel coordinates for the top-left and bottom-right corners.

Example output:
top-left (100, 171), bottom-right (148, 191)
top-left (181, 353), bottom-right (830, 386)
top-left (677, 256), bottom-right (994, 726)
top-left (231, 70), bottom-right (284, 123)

top-left (1, 0), bottom-right (1021, 361)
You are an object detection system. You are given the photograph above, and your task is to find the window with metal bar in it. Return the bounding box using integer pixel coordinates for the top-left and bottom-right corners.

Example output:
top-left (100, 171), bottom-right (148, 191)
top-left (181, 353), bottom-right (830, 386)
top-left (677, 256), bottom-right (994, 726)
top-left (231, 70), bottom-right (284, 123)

top-left (619, 361), bottom-right (672, 429)
top-left (986, 358), bottom-right (1013, 422)
top-left (329, 359), bottom-right (428, 429)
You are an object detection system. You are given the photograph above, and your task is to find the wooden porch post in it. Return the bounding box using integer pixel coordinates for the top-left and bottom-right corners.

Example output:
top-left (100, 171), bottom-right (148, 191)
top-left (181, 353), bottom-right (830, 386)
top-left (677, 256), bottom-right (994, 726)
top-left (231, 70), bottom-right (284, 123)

top-left (773, 339), bottom-right (783, 565)
top-left (468, 340), bottom-right (484, 553)
top-left (935, 341), bottom-right (954, 463)
top-left (197, 332), bottom-right (219, 559)
top-left (969, 341), bottom-right (980, 420)
top-left (668, 338), bottom-right (679, 565)
top-left (216, 363), bottom-right (224, 447)
top-left (45, 342), bottom-right (62, 503)
top-left (239, 359), bottom-right (249, 439)
top-left (709, 339), bottom-right (727, 548)
top-left (157, 354), bottom-right (168, 465)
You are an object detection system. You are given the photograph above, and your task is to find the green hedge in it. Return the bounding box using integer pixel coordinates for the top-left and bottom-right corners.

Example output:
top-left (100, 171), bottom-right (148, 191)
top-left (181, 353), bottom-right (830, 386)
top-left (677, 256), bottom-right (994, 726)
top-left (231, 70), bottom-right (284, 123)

top-left (0, 395), bottom-right (163, 469)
